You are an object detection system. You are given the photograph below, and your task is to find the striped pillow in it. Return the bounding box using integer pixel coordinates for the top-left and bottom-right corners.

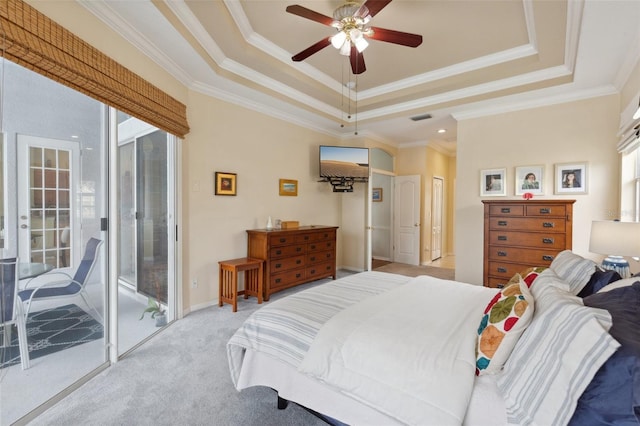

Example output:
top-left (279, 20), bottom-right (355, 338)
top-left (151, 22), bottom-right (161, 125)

top-left (497, 281), bottom-right (620, 426)
top-left (550, 250), bottom-right (597, 294)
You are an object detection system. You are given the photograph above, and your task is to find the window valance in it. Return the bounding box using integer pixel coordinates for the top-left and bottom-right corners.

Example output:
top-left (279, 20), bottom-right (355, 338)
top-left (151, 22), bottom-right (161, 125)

top-left (0, 0), bottom-right (189, 138)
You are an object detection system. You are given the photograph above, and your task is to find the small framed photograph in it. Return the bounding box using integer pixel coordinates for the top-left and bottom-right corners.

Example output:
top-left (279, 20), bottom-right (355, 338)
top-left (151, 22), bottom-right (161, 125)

top-left (555, 163), bottom-right (588, 194)
top-left (215, 172), bottom-right (237, 196)
top-left (279, 179), bottom-right (298, 196)
top-left (515, 165), bottom-right (544, 196)
top-left (372, 188), bottom-right (383, 202)
top-left (480, 168), bottom-right (506, 197)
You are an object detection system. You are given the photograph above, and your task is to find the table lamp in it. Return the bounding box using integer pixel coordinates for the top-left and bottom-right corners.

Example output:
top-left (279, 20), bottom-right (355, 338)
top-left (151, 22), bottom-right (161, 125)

top-left (589, 220), bottom-right (640, 278)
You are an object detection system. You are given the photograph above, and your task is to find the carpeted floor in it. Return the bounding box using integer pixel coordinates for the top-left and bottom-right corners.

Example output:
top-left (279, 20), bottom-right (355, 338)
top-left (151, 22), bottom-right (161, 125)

top-left (374, 262), bottom-right (455, 280)
top-left (29, 281), bottom-right (332, 426)
top-left (1, 304), bottom-right (103, 369)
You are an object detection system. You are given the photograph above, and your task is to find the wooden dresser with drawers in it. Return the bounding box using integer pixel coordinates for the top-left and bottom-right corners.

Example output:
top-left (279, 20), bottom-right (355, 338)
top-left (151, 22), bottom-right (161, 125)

top-left (482, 200), bottom-right (575, 288)
top-left (247, 225), bottom-right (338, 300)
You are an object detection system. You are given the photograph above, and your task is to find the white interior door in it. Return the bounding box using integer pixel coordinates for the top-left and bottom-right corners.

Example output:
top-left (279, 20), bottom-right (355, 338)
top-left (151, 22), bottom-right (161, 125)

top-left (17, 134), bottom-right (80, 269)
top-left (393, 175), bottom-right (420, 265)
top-left (431, 177), bottom-right (443, 261)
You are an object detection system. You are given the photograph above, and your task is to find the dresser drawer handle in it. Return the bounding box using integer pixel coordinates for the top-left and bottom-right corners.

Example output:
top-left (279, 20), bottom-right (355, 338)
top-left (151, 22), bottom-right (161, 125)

top-left (325, 253), bottom-right (331, 258)
top-left (296, 273), bottom-right (302, 278)
top-left (542, 255), bottom-right (554, 261)
top-left (497, 251), bottom-right (507, 257)
top-left (296, 259), bottom-right (302, 264)
top-left (501, 208), bottom-right (511, 213)
top-left (279, 238), bottom-right (286, 243)
top-left (497, 267), bottom-right (507, 273)
top-left (275, 250), bottom-right (282, 255)
top-left (542, 222), bottom-right (554, 228)
top-left (275, 278), bottom-right (281, 284)
top-left (310, 256), bottom-right (316, 262)
top-left (310, 244), bottom-right (316, 250)
top-left (325, 265), bottom-right (331, 270)
top-left (539, 208), bottom-right (550, 214)
top-left (304, 236), bottom-right (310, 241)
top-left (275, 263), bottom-right (282, 268)
top-left (497, 235), bottom-right (507, 241)
top-left (309, 270), bottom-right (315, 275)
top-left (498, 221), bottom-right (508, 226)
top-left (542, 238), bottom-right (554, 244)
top-left (296, 247), bottom-right (302, 252)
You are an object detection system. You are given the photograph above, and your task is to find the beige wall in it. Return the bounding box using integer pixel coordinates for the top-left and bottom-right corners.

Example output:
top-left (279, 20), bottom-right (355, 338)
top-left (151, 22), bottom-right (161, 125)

top-left (184, 91), bottom-right (345, 311)
top-left (455, 94), bottom-right (621, 285)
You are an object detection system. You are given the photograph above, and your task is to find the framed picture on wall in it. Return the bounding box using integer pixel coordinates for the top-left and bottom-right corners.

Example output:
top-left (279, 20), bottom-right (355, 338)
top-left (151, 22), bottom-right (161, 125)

top-left (480, 168), bottom-right (506, 197)
top-left (515, 165), bottom-right (544, 196)
top-left (555, 163), bottom-right (588, 194)
top-left (279, 179), bottom-right (298, 196)
top-left (372, 188), bottom-right (383, 202)
top-left (215, 172), bottom-right (237, 195)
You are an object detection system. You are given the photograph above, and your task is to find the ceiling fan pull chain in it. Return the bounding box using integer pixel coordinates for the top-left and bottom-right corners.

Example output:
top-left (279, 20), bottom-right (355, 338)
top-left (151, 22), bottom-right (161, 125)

top-left (354, 73), bottom-right (358, 135)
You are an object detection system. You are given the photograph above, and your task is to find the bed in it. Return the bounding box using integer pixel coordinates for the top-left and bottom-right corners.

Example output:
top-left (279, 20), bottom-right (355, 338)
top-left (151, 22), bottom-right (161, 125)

top-left (227, 251), bottom-right (640, 425)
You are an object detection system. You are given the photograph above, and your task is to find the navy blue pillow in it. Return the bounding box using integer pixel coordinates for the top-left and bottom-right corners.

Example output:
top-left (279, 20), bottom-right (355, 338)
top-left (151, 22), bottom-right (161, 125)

top-left (570, 282), bottom-right (640, 425)
top-left (577, 267), bottom-right (622, 298)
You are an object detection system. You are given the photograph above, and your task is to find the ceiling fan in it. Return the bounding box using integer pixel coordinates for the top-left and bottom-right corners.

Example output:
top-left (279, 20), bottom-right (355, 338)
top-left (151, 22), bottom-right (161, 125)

top-left (286, 0), bottom-right (423, 75)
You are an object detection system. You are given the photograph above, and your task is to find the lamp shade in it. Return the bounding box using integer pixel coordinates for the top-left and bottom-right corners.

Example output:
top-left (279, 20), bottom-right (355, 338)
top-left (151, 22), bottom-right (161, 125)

top-left (589, 221), bottom-right (640, 257)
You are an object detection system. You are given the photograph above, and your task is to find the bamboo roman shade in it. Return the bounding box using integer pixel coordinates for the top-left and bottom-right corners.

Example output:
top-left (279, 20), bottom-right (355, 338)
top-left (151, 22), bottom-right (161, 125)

top-left (0, 0), bottom-right (189, 138)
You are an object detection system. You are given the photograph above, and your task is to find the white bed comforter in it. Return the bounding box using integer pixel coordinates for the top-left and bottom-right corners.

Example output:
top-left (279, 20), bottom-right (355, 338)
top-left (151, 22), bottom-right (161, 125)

top-left (298, 275), bottom-right (497, 426)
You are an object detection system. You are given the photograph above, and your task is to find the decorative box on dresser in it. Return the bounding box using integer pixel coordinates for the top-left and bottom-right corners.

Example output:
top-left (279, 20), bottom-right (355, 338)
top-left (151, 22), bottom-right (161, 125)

top-left (483, 200), bottom-right (575, 288)
top-left (247, 225), bottom-right (338, 301)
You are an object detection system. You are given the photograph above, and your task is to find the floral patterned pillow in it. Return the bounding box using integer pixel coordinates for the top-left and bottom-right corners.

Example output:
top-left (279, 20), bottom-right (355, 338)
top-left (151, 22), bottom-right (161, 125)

top-left (476, 276), bottom-right (535, 375)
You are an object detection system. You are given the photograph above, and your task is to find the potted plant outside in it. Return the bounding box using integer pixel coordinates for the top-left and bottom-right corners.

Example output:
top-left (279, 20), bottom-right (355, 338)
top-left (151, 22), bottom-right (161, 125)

top-left (139, 297), bottom-right (167, 327)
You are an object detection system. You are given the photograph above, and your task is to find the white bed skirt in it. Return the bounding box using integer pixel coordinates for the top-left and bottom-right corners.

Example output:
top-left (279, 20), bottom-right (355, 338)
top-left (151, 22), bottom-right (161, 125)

top-left (235, 348), bottom-right (507, 426)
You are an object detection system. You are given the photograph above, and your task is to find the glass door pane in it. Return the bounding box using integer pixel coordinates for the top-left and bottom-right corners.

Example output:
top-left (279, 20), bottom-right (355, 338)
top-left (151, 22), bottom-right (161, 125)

top-left (117, 117), bottom-right (174, 356)
top-left (2, 59), bottom-right (108, 425)
top-left (137, 131), bottom-right (168, 304)
top-left (119, 143), bottom-right (136, 284)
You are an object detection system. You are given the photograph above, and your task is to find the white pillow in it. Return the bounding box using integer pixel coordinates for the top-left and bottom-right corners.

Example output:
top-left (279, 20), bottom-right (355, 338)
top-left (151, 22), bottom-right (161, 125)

top-left (549, 250), bottom-right (597, 294)
top-left (596, 277), bottom-right (640, 293)
top-left (497, 283), bottom-right (620, 426)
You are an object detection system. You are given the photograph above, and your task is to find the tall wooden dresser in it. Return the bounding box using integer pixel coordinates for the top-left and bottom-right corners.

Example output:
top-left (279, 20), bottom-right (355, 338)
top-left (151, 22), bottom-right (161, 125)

top-left (247, 225), bottom-right (338, 300)
top-left (483, 200), bottom-right (575, 288)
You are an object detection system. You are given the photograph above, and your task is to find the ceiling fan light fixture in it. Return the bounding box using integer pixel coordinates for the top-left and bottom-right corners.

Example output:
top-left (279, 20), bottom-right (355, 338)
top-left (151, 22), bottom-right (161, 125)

top-left (339, 42), bottom-right (351, 56)
top-left (354, 36), bottom-right (369, 52)
top-left (331, 31), bottom-right (348, 49)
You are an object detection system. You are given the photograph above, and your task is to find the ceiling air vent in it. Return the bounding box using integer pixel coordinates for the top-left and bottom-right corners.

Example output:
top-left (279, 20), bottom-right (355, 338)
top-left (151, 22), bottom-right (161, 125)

top-left (410, 113), bottom-right (432, 121)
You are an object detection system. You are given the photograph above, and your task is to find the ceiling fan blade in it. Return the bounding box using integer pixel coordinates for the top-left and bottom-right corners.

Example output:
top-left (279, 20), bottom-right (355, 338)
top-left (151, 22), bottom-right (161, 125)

top-left (292, 37), bottom-right (332, 61)
top-left (359, 0), bottom-right (393, 18)
top-left (368, 26), bottom-right (423, 47)
top-left (286, 5), bottom-right (334, 26)
top-left (350, 46), bottom-right (366, 74)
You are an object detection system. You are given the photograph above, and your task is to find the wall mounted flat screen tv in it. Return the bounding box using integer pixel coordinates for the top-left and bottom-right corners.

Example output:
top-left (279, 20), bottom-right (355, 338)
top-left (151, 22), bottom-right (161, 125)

top-left (319, 145), bottom-right (369, 179)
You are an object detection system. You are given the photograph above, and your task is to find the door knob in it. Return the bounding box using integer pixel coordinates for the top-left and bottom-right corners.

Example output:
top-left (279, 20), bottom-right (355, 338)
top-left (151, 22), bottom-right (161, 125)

top-left (20, 224), bottom-right (28, 229)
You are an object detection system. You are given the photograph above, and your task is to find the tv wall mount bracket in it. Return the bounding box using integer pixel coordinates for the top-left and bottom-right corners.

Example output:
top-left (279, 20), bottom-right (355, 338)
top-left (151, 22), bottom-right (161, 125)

top-left (319, 177), bottom-right (368, 192)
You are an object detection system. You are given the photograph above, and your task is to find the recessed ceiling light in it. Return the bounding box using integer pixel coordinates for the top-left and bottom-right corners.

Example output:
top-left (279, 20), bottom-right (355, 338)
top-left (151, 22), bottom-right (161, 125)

top-left (437, 129), bottom-right (446, 133)
top-left (71, 135), bottom-right (79, 139)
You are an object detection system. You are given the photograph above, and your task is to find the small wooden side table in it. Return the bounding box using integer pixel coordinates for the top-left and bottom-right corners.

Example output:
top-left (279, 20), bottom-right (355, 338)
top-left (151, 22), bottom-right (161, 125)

top-left (218, 257), bottom-right (264, 312)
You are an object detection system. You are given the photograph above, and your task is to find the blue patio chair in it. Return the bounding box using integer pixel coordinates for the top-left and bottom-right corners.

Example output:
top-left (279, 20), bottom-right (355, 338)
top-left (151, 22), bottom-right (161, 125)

top-left (19, 238), bottom-right (104, 323)
top-left (1, 258), bottom-right (30, 369)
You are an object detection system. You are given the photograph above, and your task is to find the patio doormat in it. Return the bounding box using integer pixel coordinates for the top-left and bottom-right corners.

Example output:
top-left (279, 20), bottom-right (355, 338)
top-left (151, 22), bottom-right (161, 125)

top-left (0, 304), bottom-right (103, 369)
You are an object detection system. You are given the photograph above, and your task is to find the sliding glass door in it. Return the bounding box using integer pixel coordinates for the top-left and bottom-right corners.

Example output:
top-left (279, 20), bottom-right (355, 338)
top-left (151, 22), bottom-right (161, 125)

top-left (1, 59), bottom-right (109, 425)
top-left (117, 116), bottom-right (176, 355)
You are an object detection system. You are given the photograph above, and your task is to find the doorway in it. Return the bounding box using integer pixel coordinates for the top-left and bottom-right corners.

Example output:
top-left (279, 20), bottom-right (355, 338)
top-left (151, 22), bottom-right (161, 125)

top-left (431, 177), bottom-right (444, 261)
top-left (17, 135), bottom-right (79, 270)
